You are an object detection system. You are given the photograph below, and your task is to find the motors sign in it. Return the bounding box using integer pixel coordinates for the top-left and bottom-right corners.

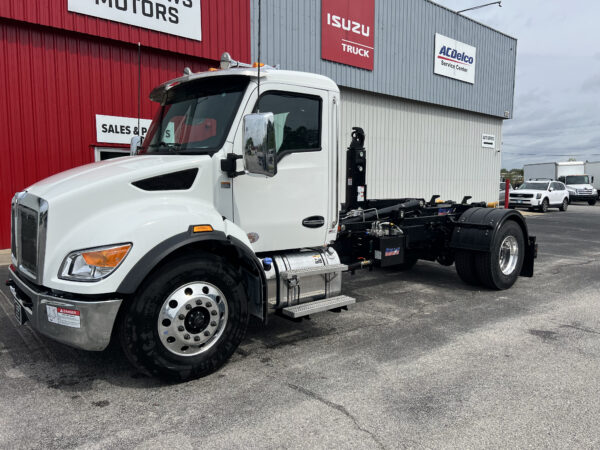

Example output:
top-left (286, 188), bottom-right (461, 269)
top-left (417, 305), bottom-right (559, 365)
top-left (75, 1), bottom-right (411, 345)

top-left (321, 0), bottom-right (375, 71)
top-left (434, 33), bottom-right (476, 84)
top-left (68, 0), bottom-right (202, 41)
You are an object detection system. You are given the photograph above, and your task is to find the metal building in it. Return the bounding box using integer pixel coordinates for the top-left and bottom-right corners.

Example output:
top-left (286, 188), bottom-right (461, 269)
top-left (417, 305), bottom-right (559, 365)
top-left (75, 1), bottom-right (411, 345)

top-left (0, 0), bottom-right (516, 249)
top-left (251, 0), bottom-right (516, 203)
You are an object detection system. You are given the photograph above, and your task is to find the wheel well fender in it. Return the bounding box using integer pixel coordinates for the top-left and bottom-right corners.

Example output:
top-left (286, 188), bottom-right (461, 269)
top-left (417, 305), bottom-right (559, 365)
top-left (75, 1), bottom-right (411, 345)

top-left (117, 229), bottom-right (267, 322)
top-left (449, 207), bottom-right (536, 277)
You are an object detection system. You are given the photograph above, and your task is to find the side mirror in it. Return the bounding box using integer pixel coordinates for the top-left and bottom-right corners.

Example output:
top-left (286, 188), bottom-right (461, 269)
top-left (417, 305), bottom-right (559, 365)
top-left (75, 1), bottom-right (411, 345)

top-left (243, 113), bottom-right (277, 177)
top-left (549, 187), bottom-right (554, 192)
top-left (130, 136), bottom-right (142, 156)
top-left (592, 176), bottom-right (595, 183)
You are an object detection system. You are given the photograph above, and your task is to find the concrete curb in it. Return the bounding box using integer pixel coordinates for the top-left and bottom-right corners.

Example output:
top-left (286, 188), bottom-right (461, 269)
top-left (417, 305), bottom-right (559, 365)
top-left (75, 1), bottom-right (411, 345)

top-left (0, 249), bottom-right (10, 266)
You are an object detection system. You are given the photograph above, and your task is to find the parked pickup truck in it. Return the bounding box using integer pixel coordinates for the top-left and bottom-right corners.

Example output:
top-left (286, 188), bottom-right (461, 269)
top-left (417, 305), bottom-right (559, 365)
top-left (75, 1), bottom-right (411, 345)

top-left (8, 54), bottom-right (537, 380)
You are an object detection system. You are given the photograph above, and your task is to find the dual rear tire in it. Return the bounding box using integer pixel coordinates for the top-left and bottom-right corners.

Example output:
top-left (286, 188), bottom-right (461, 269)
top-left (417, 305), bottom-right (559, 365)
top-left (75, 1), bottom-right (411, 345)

top-left (455, 221), bottom-right (525, 290)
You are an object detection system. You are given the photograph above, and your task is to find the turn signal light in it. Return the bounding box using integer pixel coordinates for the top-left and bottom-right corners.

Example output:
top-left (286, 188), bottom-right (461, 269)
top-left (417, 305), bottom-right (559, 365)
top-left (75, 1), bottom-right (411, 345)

top-left (252, 62), bottom-right (265, 68)
top-left (193, 225), bottom-right (214, 233)
top-left (82, 244), bottom-right (132, 268)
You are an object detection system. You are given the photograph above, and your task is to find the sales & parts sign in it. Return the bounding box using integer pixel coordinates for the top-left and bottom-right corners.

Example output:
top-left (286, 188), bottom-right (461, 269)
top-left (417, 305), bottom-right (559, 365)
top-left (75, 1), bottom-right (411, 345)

top-left (321, 0), bottom-right (375, 71)
top-left (434, 33), bottom-right (476, 84)
top-left (68, 0), bottom-right (202, 41)
top-left (96, 114), bottom-right (152, 144)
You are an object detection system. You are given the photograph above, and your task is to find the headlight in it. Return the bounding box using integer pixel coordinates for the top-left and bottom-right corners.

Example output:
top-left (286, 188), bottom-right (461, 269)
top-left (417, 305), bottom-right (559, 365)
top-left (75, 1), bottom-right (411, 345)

top-left (59, 243), bottom-right (132, 281)
top-left (567, 188), bottom-right (576, 193)
top-left (536, 193), bottom-right (542, 199)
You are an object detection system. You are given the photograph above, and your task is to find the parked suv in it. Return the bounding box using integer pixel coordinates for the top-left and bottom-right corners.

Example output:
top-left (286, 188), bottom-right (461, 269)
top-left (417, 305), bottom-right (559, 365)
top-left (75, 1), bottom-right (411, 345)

top-left (509, 180), bottom-right (569, 213)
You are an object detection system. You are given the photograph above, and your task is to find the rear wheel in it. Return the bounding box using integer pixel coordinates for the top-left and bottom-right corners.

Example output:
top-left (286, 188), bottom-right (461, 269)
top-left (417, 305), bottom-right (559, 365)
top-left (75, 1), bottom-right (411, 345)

top-left (559, 198), bottom-right (568, 211)
top-left (475, 221), bottom-right (524, 290)
top-left (455, 251), bottom-right (480, 286)
top-left (119, 254), bottom-right (248, 381)
top-left (539, 198), bottom-right (549, 213)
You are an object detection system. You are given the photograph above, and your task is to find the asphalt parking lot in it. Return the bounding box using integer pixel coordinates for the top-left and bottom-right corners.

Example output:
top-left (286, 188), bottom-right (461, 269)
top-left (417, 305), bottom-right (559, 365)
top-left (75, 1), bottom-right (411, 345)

top-left (1, 204), bottom-right (599, 449)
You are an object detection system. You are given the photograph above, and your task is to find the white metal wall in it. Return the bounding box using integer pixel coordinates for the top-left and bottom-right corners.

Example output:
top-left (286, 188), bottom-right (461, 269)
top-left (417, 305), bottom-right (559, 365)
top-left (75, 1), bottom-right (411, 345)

top-left (340, 87), bottom-right (502, 203)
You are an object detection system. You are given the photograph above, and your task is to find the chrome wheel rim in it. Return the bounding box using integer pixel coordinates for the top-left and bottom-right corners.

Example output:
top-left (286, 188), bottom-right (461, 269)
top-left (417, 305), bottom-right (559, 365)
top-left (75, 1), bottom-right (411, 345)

top-left (157, 282), bottom-right (228, 357)
top-left (499, 235), bottom-right (519, 276)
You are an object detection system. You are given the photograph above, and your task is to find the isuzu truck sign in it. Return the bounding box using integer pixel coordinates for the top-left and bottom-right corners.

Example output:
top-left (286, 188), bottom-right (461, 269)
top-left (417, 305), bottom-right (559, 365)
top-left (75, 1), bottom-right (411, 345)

top-left (68, 0), bottom-right (202, 41)
top-left (434, 33), bottom-right (476, 84)
top-left (321, 0), bottom-right (375, 71)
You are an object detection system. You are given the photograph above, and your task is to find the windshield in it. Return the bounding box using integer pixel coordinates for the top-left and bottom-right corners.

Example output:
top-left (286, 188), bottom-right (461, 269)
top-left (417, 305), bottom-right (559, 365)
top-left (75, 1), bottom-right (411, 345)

top-left (140, 76), bottom-right (249, 155)
top-left (565, 175), bottom-right (589, 184)
top-left (518, 182), bottom-right (549, 191)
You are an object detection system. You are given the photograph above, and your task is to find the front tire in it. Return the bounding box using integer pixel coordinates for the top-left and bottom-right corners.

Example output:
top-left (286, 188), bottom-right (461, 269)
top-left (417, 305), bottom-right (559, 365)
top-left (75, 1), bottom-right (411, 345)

top-left (475, 221), bottom-right (525, 290)
top-left (559, 198), bottom-right (568, 211)
top-left (119, 254), bottom-right (248, 381)
top-left (588, 199), bottom-right (597, 206)
top-left (539, 198), bottom-right (549, 213)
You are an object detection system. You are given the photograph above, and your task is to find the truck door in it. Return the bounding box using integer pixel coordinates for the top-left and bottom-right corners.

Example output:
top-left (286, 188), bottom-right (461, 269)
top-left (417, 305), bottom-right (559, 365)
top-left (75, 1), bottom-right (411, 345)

top-left (232, 84), bottom-right (331, 253)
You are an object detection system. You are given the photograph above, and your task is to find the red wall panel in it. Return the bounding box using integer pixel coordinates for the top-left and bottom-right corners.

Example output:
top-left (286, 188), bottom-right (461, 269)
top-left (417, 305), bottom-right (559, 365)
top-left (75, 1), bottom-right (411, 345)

top-left (0, 20), bottom-right (216, 248)
top-left (0, 0), bottom-right (251, 63)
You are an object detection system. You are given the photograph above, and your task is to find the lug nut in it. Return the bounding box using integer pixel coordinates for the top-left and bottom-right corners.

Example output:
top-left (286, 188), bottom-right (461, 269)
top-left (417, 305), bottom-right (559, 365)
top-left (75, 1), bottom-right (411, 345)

top-left (205, 302), bottom-right (212, 308)
top-left (185, 304), bottom-right (192, 310)
top-left (184, 334), bottom-right (190, 340)
top-left (196, 299), bottom-right (202, 305)
top-left (178, 314), bottom-right (185, 320)
top-left (194, 336), bottom-right (200, 342)
top-left (178, 326), bottom-right (185, 331)
top-left (204, 331), bottom-right (210, 336)
top-left (211, 321), bottom-right (217, 327)
top-left (211, 310), bottom-right (217, 316)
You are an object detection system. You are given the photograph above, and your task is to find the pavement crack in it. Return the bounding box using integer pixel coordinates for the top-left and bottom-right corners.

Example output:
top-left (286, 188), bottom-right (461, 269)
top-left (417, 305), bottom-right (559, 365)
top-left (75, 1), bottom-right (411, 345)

top-left (559, 323), bottom-right (600, 335)
top-left (287, 383), bottom-right (386, 449)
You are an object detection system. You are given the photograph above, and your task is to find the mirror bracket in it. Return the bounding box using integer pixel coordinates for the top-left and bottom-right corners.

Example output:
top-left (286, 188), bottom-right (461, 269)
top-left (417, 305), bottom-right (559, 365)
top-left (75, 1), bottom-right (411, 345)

top-left (220, 153), bottom-right (245, 178)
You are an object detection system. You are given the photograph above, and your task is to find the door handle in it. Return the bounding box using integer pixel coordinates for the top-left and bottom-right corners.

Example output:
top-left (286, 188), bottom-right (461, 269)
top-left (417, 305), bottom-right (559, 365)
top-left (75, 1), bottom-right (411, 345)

top-left (302, 216), bottom-right (325, 228)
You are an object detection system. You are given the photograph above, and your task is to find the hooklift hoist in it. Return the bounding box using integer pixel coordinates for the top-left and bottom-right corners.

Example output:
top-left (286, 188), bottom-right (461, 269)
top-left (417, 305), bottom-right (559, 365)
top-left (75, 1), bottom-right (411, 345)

top-left (333, 127), bottom-right (537, 290)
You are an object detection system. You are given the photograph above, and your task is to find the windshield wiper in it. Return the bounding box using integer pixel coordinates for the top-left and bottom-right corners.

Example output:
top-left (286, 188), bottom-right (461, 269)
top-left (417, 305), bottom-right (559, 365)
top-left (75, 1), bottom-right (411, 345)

top-left (148, 142), bottom-right (183, 153)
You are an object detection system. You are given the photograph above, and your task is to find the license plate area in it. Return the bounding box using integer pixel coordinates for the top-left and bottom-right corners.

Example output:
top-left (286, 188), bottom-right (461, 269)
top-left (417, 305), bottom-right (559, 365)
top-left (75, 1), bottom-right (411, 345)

top-left (14, 299), bottom-right (28, 325)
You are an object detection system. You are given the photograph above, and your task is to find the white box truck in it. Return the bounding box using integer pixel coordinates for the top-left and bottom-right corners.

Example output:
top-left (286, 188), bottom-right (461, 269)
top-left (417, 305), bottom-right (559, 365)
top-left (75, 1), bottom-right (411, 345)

top-left (523, 161), bottom-right (597, 205)
top-left (585, 161), bottom-right (600, 192)
top-left (7, 55), bottom-right (538, 380)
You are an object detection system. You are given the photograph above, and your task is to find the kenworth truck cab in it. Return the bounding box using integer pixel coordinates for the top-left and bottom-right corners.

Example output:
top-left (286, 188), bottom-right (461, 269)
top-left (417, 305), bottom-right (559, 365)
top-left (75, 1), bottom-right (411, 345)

top-left (8, 55), bottom-right (537, 380)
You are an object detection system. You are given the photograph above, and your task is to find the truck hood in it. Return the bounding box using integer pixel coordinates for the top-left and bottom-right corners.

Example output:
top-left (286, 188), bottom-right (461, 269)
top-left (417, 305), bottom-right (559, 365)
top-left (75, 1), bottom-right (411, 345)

top-left (565, 184), bottom-right (595, 190)
top-left (27, 155), bottom-right (211, 201)
top-left (510, 189), bottom-right (542, 195)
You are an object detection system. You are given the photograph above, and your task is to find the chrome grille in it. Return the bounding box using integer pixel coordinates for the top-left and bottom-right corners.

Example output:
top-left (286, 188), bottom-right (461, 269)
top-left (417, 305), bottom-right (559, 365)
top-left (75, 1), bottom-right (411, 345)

top-left (11, 192), bottom-right (48, 284)
top-left (19, 206), bottom-right (38, 276)
top-left (576, 189), bottom-right (593, 195)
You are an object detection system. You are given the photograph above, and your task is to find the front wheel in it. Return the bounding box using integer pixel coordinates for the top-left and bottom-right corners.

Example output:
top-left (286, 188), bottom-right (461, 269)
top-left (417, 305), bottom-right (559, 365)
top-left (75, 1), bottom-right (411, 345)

top-left (475, 221), bottom-right (525, 290)
top-left (588, 199), bottom-right (597, 206)
top-left (539, 198), bottom-right (549, 213)
top-left (559, 198), bottom-right (568, 211)
top-left (119, 254), bottom-right (248, 381)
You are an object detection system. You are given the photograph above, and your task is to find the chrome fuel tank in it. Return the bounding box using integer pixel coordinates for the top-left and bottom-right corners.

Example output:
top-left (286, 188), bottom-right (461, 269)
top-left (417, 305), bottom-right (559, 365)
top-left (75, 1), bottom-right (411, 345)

top-left (265, 248), bottom-right (344, 310)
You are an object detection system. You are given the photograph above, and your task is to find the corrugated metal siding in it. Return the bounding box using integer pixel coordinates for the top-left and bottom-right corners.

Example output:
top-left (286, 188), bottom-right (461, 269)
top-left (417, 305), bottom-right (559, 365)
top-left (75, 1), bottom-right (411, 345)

top-left (0, 21), bottom-right (212, 248)
top-left (340, 87), bottom-right (502, 203)
top-left (0, 0), bottom-right (250, 62)
top-left (251, 0), bottom-right (516, 119)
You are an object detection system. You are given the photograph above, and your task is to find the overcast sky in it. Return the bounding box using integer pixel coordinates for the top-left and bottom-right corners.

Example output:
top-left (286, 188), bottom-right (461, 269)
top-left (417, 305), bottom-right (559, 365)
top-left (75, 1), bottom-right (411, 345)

top-left (432, 0), bottom-right (600, 169)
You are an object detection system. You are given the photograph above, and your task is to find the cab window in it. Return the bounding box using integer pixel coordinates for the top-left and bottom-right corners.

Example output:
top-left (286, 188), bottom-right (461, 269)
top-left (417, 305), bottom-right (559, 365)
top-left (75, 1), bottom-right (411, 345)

top-left (254, 91), bottom-right (322, 158)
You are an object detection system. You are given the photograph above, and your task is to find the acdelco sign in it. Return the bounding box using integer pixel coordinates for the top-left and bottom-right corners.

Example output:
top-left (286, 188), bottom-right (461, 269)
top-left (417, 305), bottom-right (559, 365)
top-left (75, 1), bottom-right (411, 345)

top-left (434, 33), bottom-right (477, 84)
top-left (321, 0), bottom-right (375, 71)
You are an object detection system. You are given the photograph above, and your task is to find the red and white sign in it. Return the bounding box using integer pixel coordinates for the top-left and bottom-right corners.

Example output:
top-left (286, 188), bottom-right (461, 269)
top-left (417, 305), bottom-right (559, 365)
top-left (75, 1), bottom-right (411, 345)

top-left (46, 305), bottom-right (81, 328)
top-left (321, 0), bottom-right (375, 71)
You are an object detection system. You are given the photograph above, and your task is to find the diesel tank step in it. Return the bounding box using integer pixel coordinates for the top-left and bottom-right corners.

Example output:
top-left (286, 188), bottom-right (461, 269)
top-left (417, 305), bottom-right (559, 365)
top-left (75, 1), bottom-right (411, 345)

top-left (281, 264), bottom-right (348, 279)
top-left (281, 295), bottom-right (356, 319)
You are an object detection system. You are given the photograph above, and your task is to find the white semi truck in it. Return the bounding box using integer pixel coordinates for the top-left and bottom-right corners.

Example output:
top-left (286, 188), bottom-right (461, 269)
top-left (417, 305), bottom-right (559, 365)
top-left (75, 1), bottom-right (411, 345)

top-left (523, 161), bottom-right (597, 205)
top-left (585, 161), bottom-right (600, 193)
top-left (8, 56), bottom-right (537, 380)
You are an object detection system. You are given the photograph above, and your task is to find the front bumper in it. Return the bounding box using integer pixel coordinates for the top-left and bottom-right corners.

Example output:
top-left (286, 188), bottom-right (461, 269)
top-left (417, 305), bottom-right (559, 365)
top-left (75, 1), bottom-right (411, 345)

top-left (509, 198), bottom-right (540, 208)
top-left (7, 265), bottom-right (122, 351)
top-left (569, 194), bottom-right (597, 202)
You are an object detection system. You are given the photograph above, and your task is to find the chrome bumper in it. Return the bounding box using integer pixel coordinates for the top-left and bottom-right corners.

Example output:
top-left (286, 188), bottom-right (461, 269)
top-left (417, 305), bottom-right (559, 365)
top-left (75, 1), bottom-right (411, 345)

top-left (7, 266), bottom-right (122, 351)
